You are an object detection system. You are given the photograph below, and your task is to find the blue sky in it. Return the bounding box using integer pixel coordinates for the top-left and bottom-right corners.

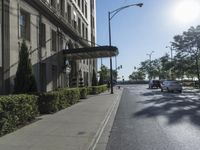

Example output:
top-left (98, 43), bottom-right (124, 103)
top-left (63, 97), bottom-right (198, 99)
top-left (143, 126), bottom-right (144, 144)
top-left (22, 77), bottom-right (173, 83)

top-left (96, 0), bottom-right (200, 80)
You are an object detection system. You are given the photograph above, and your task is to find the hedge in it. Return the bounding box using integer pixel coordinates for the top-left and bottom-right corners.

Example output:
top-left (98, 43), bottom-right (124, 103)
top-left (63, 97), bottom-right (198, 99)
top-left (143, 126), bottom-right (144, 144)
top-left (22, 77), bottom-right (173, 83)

top-left (0, 95), bottom-right (38, 136)
top-left (38, 88), bottom-right (80, 114)
top-left (0, 85), bottom-right (109, 136)
top-left (87, 85), bottom-right (107, 95)
top-left (79, 87), bottom-right (87, 99)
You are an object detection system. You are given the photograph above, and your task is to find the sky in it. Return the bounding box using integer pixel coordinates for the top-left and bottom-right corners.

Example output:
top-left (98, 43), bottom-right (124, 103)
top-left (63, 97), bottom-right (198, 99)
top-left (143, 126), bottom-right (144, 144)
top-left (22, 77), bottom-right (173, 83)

top-left (96, 0), bottom-right (200, 80)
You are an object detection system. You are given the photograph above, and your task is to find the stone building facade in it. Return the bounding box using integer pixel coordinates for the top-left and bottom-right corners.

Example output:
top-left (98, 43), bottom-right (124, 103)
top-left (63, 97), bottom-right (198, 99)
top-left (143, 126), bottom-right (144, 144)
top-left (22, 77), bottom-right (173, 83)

top-left (0, 0), bottom-right (97, 94)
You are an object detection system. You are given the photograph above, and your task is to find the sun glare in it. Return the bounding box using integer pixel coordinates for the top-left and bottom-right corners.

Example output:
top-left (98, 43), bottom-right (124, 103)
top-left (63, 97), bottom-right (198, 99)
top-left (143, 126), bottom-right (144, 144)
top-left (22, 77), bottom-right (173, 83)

top-left (173, 0), bottom-right (200, 23)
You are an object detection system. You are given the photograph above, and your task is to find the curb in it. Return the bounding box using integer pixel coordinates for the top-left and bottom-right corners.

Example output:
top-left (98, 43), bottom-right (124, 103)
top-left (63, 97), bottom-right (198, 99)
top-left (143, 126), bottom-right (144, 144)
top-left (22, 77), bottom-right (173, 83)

top-left (87, 89), bottom-right (123, 150)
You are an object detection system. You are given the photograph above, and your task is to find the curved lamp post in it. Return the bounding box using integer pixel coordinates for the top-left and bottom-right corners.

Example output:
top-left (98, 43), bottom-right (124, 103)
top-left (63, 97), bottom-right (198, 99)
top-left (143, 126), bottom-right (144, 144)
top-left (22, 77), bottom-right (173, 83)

top-left (108, 3), bottom-right (143, 94)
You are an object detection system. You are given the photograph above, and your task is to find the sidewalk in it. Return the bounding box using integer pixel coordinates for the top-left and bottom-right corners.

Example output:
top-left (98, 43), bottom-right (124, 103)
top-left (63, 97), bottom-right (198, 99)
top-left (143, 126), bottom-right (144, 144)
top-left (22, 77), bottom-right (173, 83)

top-left (0, 89), bottom-right (123, 150)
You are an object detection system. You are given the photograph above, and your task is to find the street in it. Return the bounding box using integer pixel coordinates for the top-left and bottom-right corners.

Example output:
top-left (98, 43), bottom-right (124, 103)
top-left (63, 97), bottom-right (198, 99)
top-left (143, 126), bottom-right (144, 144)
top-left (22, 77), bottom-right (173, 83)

top-left (106, 85), bottom-right (200, 150)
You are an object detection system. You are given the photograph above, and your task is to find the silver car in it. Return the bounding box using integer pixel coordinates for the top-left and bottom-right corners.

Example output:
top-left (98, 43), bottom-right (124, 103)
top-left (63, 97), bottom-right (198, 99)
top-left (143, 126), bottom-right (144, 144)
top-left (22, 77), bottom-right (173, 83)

top-left (161, 80), bottom-right (182, 93)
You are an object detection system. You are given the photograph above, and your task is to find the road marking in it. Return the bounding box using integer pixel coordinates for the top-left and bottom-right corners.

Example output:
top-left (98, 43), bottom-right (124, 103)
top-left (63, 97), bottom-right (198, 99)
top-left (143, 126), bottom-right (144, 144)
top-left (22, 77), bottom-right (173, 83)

top-left (87, 90), bottom-right (122, 150)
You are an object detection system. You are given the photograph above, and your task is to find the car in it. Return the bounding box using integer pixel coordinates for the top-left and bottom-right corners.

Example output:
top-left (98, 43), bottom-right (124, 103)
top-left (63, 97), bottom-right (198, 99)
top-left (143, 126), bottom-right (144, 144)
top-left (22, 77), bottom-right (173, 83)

top-left (149, 80), bottom-right (161, 89)
top-left (160, 80), bottom-right (182, 93)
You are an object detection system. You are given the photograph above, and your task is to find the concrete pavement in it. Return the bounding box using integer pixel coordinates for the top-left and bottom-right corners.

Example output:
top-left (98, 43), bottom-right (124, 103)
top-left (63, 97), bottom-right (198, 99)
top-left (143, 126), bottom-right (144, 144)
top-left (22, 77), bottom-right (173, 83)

top-left (0, 88), bottom-right (123, 150)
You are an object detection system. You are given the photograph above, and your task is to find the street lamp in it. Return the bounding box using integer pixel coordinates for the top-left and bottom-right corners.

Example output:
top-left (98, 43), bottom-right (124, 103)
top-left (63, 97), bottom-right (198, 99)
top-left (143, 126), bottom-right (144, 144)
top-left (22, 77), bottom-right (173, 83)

top-left (108, 3), bottom-right (143, 94)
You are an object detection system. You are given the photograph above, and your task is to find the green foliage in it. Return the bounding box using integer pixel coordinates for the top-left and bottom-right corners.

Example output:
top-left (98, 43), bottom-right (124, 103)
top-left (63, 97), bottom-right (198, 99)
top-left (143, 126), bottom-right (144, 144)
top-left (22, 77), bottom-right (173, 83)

top-left (172, 25), bottom-right (200, 87)
top-left (0, 85), bottom-right (110, 136)
top-left (0, 95), bottom-right (38, 136)
top-left (87, 85), bottom-right (107, 95)
top-left (79, 87), bottom-right (87, 99)
top-left (136, 24), bottom-right (200, 83)
top-left (14, 40), bottom-right (37, 94)
top-left (129, 70), bottom-right (145, 81)
top-left (98, 65), bottom-right (109, 85)
top-left (38, 88), bottom-right (80, 114)
top-left (38, 92), bottom-right (60, 114)
top-left (98, 72), bottom-right (104, 85)
top-left (92, 69), bottom-right (98, 86)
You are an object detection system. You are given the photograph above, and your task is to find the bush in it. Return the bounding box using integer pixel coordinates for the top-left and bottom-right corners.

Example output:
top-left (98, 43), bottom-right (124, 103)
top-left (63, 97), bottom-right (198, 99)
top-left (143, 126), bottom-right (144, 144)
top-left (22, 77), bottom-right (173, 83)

top-left (0, 95), bottom-right (38, 136)
top-left (38, 92), bottom-right (60, 114)
top-left (38, 88), bottom-right (80, 114)
top-left (87, 85), bottom-right (107, 95)
top-left (79, 87), bottom-right (87, 99)
top-left (14, 40), bottom-right (37, 94)
top-left (61, 88), bottom-right (80, 105)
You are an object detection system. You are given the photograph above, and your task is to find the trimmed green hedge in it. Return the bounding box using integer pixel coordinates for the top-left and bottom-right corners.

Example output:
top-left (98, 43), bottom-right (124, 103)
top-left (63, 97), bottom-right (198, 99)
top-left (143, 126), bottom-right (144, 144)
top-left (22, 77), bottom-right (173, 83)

top-left (87, 85), bottom-right (107, 95)
top-left (38, 88), bottom-right (80, 114)
top-left (0, 95), bottom-right (38, 136)
top-left (0, 85), bottom-right (109, 136)
top-left (79, 87), bottom-right (87, 99)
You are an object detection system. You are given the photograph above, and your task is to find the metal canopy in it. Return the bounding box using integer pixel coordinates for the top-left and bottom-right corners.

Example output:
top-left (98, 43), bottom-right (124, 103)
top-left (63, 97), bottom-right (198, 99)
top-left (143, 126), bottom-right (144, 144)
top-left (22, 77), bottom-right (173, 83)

top-left (63, 46), bottom-right (119, 60)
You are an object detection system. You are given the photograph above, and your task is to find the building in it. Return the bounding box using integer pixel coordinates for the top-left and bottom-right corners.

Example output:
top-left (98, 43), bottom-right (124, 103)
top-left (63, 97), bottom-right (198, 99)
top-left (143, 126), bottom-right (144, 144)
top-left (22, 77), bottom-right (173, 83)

top-left (0, 0), bottom-right (97, 94)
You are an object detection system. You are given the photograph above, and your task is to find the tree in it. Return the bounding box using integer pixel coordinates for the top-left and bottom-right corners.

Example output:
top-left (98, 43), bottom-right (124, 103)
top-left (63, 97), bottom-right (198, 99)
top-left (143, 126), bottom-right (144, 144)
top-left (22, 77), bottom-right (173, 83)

top-left (172, 25), bottom-right (200, 87)
top-left (138, 60), bottom-right (151, 78)
top-left (98, 72), bottom-right (104, 85)
top-left (98, 65), bottom-right (109, 85)
top-left (92, 69), bottom-right (98, 86)
top-left (129, 70), bottom-right (145, 81)
top-left (159, 54), bottom-right (171, 79)
top-left (14, 40), bottom-right (37, 93)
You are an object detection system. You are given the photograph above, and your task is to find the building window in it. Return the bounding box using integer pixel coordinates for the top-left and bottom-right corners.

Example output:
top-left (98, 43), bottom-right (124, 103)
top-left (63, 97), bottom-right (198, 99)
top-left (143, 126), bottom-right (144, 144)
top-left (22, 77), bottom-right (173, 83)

top-left (41, 63), bottom-right (46, 92)
top-left (78, 17), bottom-right (81, 33)
top-left (20, 10), bottom-right (30, 41)
top-left (82, 23), bottom-right (85, 38)
top-left (92, 16), bottom-right (95, 29)
top-left (85, 2), bottom-right (87, 18)
top-left (91, 0), bottom-right (94, 11)
top-left (78, 0), bottom-right (81, 7)
top-left (51, 29), bottom-right (57, 51)
top-left (81, 0), bottom-right (84, 14)
top-left (40, 23), bottom-right (46, 47)
top-left (60, 0), bottom-right (65, 17)
top-left (73, 12), bottom-right (77, 29)
top-left (51, 0), bottom-right (56, 9)
top-left (52, 65), bottom-right (57, 90)
top-left (86, 27), bottom-right (88, 40)
top-left (67, 4), bottom-right (72, 23)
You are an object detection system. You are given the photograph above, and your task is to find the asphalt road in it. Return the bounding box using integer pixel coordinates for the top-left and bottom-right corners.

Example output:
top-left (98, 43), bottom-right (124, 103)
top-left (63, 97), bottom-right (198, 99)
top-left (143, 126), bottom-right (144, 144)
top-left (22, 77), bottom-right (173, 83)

top-left (106, 85), bottom-right (200, 150)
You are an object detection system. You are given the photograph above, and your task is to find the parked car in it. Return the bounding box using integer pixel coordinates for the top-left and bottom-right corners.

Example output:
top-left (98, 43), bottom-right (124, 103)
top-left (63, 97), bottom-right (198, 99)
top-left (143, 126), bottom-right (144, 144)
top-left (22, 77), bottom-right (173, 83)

top-left (149, 80), bottom-right (161, 89)
top-left (160, 80), bottom-right (182, 93)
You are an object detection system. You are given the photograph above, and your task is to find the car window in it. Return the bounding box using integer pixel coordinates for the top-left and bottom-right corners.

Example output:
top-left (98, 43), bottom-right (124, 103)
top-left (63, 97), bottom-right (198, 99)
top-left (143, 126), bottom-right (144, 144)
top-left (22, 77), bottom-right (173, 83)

top-left (163, 81), bottom-right (167, 85)
top-left (170, 81), bottom-right (179, 85)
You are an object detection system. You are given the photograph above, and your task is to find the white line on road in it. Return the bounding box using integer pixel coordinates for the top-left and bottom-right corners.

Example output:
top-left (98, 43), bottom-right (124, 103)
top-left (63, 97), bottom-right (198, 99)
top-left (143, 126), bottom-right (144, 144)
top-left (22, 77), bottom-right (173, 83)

top-left (88, 91), bottom-right (122, 150)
